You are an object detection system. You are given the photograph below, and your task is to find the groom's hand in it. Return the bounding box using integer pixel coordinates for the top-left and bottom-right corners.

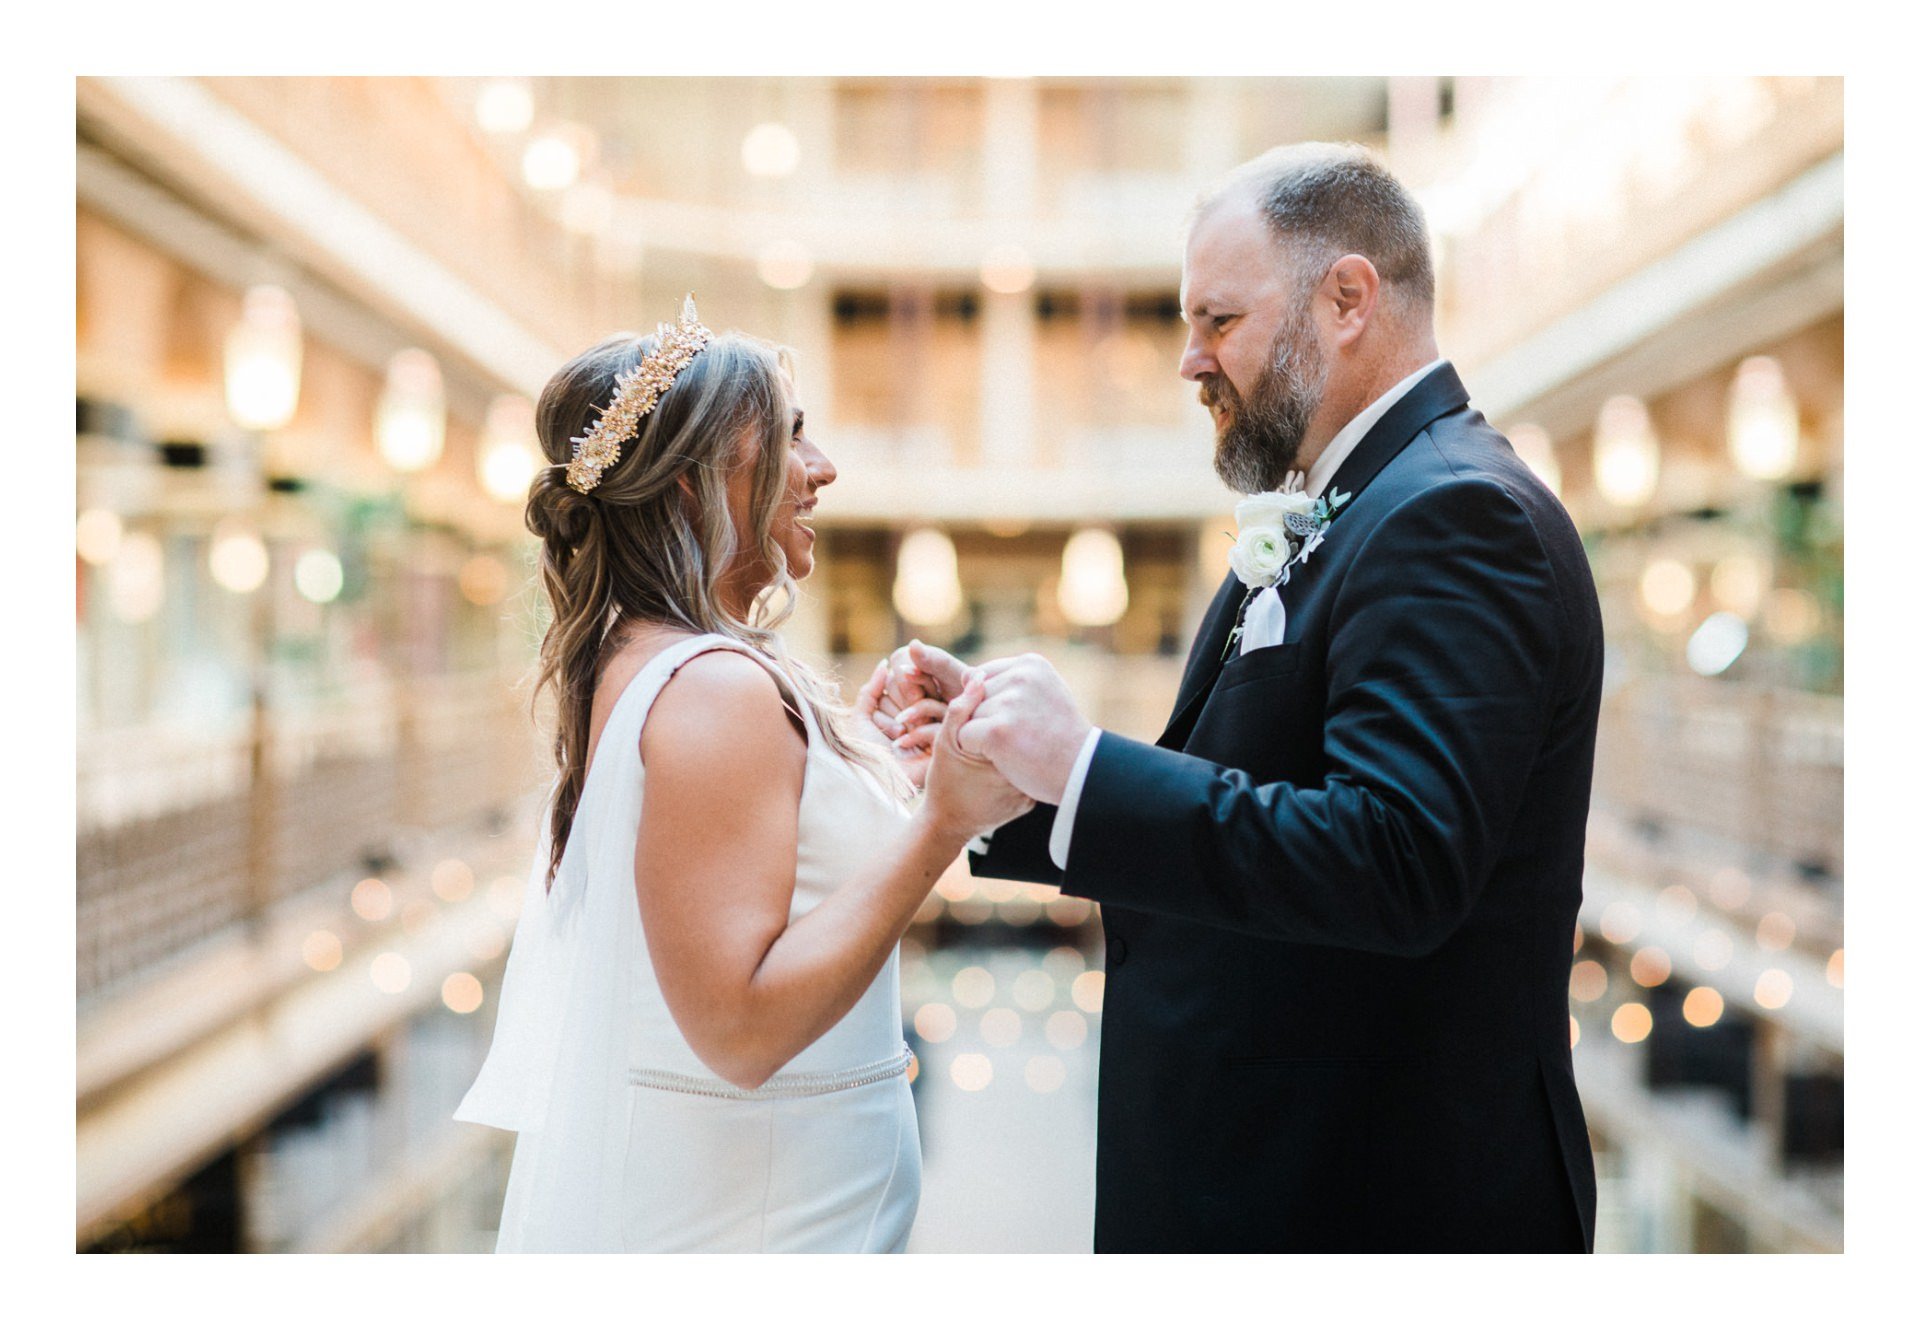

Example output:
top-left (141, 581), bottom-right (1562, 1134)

top-left (952, 653), bottom-right (1091, 805)
top-left (902, 641), bottom-right (976, 704)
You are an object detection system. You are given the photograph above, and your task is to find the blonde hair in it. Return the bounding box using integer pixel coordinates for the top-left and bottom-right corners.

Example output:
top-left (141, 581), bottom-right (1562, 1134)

top-left (524, 329), bottom-right (904, 887)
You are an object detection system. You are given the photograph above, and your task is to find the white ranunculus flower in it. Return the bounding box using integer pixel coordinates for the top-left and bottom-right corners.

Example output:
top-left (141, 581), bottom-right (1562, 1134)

top-left (1235, 489), bottom-right (1316, 531)
top-left (1229, 524), bottom-right (1291, 588)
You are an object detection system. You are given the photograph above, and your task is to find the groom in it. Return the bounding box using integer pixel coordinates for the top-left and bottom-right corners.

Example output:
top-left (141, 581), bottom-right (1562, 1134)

top-left (892, 143), bottom-right (1602, 1253)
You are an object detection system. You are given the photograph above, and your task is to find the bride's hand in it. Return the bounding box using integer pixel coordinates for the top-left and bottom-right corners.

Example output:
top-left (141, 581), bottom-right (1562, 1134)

top-left (854, 653), bottom-right (945, 790)
top-left (922, 677), bottom-right (1035, 841)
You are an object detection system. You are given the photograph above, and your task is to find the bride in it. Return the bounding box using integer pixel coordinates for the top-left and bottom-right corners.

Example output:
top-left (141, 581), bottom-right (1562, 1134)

top-left (455, 299), bottom-right (1030, 1252)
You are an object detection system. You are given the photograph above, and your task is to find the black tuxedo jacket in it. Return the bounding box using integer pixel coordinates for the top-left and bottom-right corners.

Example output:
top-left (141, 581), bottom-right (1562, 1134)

top-left (972, 364), bottom-right (1602, 1253)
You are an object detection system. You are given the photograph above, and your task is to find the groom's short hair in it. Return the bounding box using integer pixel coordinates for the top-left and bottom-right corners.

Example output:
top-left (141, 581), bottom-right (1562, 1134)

top-left (1203, 142), bottom-right (1436, 310)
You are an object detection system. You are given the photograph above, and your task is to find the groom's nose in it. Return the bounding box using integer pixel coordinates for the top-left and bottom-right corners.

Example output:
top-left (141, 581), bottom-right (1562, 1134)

top-left (1179, 330), bottom-right (1216, 382)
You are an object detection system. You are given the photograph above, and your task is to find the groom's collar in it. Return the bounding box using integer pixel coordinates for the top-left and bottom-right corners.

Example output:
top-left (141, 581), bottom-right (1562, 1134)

top-left (1305, 358), bottom-right (1447, 498)
top-left (1319, 360), bottom-right (1470, 507)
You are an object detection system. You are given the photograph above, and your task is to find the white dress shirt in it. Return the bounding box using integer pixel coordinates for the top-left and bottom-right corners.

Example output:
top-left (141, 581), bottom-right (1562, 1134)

top-left (1041, 359), bottom-right (1449, 871)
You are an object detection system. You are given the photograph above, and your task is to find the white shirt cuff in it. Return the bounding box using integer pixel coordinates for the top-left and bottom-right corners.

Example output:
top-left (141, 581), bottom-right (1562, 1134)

top-left (1047, 728), bottom-right (1104, 871)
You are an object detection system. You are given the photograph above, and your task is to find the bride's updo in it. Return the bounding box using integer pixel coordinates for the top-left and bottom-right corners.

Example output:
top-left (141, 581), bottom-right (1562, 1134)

top-left (526, 328), bottom-right (901, 886)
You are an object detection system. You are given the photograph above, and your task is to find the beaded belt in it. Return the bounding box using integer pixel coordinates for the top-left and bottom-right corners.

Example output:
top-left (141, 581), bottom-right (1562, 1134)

top-left (629, 1047), bottom-right (913, 1101)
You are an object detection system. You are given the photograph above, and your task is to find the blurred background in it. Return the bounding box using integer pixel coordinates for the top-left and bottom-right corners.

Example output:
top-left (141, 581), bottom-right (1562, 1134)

top-left (74, 75), bottom-right (1842, 1254)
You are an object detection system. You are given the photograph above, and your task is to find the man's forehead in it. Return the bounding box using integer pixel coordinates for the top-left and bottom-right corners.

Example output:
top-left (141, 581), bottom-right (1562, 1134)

top-left (1182, 201), bottom-right (1282, 316)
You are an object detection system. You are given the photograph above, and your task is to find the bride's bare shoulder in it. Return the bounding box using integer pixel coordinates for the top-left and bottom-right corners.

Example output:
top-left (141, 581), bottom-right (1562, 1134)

top-left (641, 647), bottom-right (806, 781)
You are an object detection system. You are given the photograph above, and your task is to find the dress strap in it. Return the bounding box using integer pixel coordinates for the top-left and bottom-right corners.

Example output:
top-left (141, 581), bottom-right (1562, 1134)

top-left (654, 634), bottom-right (814, 742)
top-left (596, 633), bottom-right (803, 756)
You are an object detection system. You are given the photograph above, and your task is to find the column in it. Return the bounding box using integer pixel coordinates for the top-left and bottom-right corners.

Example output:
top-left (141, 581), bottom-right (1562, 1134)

top-left (980, 290), bottom-right (1036, 471)
top-left (982, 78), bottom-right (1038, 217)
top-left (1182, 78), bottom-right (1242, 181)
top-left (980, 79), bottom-right (1040, 475)
top-left (785, 283), bottom-right (836, 435)
top-left (1387, 77), bottom-right (1444, 183)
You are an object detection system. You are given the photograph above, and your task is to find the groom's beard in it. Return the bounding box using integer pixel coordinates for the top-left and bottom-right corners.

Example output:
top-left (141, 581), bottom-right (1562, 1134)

top-left (1204, 305), bottom-right (1329, 495)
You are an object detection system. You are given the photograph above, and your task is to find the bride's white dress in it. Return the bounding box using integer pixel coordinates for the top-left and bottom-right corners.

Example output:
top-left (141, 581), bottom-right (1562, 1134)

top-left (455, 633), bottom-right (920, 1252)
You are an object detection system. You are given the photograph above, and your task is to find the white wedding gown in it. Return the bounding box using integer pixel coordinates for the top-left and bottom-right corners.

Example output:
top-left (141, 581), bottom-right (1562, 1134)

top-left (455, 633), bottom-right (921, 1252)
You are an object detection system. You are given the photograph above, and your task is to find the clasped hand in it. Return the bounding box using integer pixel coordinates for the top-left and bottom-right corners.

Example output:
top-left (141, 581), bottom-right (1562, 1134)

top-left (854, 641), bottom-right (1092, 807)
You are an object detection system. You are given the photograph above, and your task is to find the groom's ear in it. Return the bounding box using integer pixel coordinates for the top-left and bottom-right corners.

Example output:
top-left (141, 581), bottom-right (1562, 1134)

top-left (1323, 254), bottom-right (1381, 347)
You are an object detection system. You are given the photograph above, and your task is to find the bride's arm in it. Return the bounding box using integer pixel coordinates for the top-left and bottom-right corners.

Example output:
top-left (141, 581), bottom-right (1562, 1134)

top-left (634, 650), bottom-right (1022, 1090)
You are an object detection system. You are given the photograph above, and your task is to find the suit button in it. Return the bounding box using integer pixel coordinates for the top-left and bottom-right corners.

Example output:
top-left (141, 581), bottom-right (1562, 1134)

top-left (1107, 937), bottom-right (1128, 968)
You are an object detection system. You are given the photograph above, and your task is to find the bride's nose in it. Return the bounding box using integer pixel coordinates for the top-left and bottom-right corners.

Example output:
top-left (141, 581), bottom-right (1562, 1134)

top-left (802, 438), bottom-right (836, 489)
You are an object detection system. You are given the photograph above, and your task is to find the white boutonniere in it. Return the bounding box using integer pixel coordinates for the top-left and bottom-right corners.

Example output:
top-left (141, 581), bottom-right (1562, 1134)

top-left (1228, 472), bottom-right (1352, 591)
top-left (1221, 472), bottom-right (1353, 659)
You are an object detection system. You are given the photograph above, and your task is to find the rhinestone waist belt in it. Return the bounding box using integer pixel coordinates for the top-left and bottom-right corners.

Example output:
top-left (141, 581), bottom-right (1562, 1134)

top-left (628, 1046), bottom-right (913, 1101)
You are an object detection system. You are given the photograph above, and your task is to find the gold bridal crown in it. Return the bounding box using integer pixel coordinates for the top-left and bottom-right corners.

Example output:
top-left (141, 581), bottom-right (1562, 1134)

top-left (566, 294), bottom-right (713, 494)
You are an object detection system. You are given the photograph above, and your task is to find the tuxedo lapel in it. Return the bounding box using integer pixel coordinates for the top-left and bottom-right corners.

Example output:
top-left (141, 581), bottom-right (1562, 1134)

top-left (1156, 573), bottom-right (1243, 747)
top-left (1154, 363), bottom-right (1474, 752)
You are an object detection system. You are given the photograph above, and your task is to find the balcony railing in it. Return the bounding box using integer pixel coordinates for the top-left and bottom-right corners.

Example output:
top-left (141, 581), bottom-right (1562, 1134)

top-left (77, 673), bottom-right (542, 1004)
top-left (1592, 674), bottom-right (1842, 884)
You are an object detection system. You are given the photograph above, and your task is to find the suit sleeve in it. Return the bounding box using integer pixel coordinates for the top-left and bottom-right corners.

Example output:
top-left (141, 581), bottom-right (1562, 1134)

top-left (967, 802), bottom-right (1065, 887)
top-left (1064, 476), bottom-right (1564, 957)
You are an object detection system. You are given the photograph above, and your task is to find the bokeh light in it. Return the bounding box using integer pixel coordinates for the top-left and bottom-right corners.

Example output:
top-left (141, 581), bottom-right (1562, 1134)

top-left (459, 555), bottom-right (510, 607)
top-left (1593, 396), bottom-right (1660, 507)
top-left (1682, 987), bottom-right (1724, 1028)
top-left (1011, 970), bottom-right (1056, 1011)
top-left (441, 972), bottom-right (484, 1014)
top-left (757, 240), bottom-right (813, 291)
top-left (1687, 612), bottom-right (1749, 677)
top-left (301, 930), bottom-right (342, 973)
top-left (1756, 912), bottom-right (1797, 952)
top-left (950, 1053), bottom-right (994, 1092)
top-left (1599, 901), bottom-right (1642, 945)
top-left (294, 549), bottom-right (343, 604)
top-left (1569, 959), bottom-right (1608, 1003)
top-left (1707, 867), bottom-right (1752, 911)
top-left (370, 952), bottom-right (411, 994)
top-left (1654, 883), bottom-right (1698, 925)
top-left (1629, 946), bottom-right (1672, 988)
top-left (77, 508), bottom-right (124, 566)
top-left (980, 244), bottom-right (1036, 294)
top-left (431, 859), bottom-right (475, 903)
top-left (522, 135), bottom-right (580, 191)
top-left (1754, 969), bottom-right (1794, 1010)
top-left (209, 522), bottom-right (269, 594)
top-left (350, 878), bottom-right (393, 922)
top-left (915, 1002), bottom-right (958, 1042)
top-left (952, 966), bottom-right (996, 1008)
top-left (1639, 559), bottom-right (1695, 619)
top-left (475, 79), bottom-right (535, 134)
top-left (1692, 929), bottom-right (1734, 972)
top-left (1611, 1002), bottom-right (1653, 1043)
top-left (741, 122), bottom-right (801, 178)
top-left (980, 1008), bottom-right (1022, 1047)
top-left (1042, 946), bottom-right (1087, 980)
